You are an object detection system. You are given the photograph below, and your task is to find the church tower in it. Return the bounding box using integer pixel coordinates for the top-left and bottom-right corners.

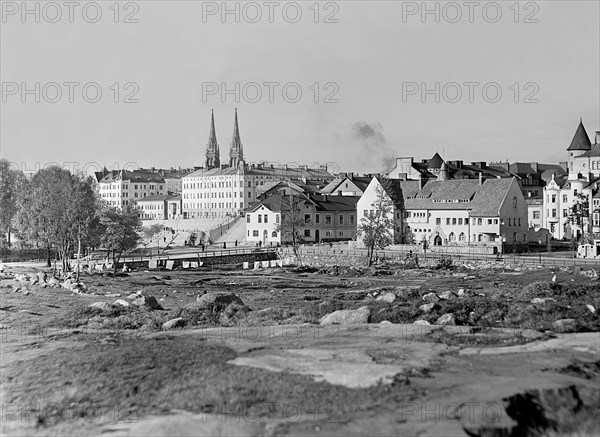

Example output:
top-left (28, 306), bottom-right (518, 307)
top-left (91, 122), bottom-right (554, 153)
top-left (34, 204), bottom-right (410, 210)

top-left (229, 108), bottom-right (245, 168)
top-left (205, 110), bottom-right (220, 169)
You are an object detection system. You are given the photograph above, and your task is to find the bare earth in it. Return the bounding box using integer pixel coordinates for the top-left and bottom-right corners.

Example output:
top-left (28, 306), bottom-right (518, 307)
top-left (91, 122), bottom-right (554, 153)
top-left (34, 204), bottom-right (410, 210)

top-left (0, 260), bottom-right (599, 437)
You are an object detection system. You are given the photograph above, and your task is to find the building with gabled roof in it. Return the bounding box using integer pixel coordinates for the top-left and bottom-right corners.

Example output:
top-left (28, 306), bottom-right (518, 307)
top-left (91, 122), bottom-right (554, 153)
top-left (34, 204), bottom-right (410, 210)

top-left (320, 173), bottom-right (374, 196)
top-left (357, 176), bottom-right (527, 247)
top-left (245, 193), bottom-right (359, 245)
top-left (97, 169), bottom-right (167, 209)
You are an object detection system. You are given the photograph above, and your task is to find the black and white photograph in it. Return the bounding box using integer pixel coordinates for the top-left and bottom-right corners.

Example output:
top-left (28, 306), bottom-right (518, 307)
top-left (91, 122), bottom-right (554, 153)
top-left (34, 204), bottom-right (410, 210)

top-left (1, 1), bottom-right (599, 436)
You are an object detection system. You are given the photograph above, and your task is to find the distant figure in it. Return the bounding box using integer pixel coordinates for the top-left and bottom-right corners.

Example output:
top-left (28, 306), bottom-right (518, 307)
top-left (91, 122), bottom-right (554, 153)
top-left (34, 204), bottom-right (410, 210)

top-left (329, 242), bottom-right (333, 249)
top-left (164, 237), bottom-right (166, 243)
top-left (258, 240), bottom-right (262, 248)
top-left (223, 242), bottom-right (227, 249)
top-left (235, 240), bottom-right (238, 247)
top-left (184, 240), bottom-right (187, 246)
top-left (201, 243), bottom-right (205, 252)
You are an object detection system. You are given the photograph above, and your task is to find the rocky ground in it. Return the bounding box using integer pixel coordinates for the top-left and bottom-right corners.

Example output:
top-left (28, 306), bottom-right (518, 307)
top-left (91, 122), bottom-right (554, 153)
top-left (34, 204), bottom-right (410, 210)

top-left (0, 259), bottom-right (598, 436)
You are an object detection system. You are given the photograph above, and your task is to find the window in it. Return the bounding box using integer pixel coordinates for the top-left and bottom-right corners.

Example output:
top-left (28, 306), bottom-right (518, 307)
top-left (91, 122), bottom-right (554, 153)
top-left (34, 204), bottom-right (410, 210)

top-left (448, 232), bottom-right (456, 242)
top-left (494, 219), bottom-right (498, 225)
top-left (477, 218), bottom-right (482, 226)
top-left (458, 218), bottom-right (463, 225)
top-left (304, 214), bottom-right (311, 224)
top-left (436, 218), bottom-right (441, 225)
top-left (252, 230), bottom-right (259, 237)
top-left (551, 194), bottom-right (556, 203)
top-left (264, 215), bottom-right (268, 223)
top-left (562, 194), bottom-right (568, 202)
top-left (363, 210), bottom-right (368, 217)
top-left (315, 214), bottom-right (320, 224)
top-left (563, 209), bottom-right (568, 217)
top-left (258, 215), bottom-right (262, 223)
top-left (248, 192), bottom-right (251, 198)
top-left (452, 218), bottom-right (457, 225)
top-left (272, 231), bottom-right (277, 238)
top-left (325, 215), bottom-right (332, 225)
top-left (459, 232), bottom-right (466, 242)
top-left (465, 218), bottom-right (469, 225)
top-left (276, 214), bottom-right (280, 224)
top-left (350, 215), bottom-right (355, 225)
top-left (552, 209), bottom-right (557, 218)
top-left (446, 218), bottom-right (451, 225)
top-left (246, 214), bottom-right (251, 223)
top-left (533, 211), bottom-right (540, 219)
top-left (304, 229), bottom-right (311, 237)
top-left (338, 231), bottom-right (344, 236)
top-left (339, 215), bottom-right (344, 225)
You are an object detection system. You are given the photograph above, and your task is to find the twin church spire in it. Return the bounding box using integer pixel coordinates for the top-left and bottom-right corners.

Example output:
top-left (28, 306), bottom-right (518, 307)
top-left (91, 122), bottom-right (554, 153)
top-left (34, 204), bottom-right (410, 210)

top-left (205, 109), bottom-right (244, 169)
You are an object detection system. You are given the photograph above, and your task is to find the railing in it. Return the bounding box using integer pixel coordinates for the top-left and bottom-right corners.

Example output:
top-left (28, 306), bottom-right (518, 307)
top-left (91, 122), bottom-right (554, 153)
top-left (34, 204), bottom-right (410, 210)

top-left (286, 246), bottom-right (600, 268)
top-left (119, 246), bottom-right (278, 264)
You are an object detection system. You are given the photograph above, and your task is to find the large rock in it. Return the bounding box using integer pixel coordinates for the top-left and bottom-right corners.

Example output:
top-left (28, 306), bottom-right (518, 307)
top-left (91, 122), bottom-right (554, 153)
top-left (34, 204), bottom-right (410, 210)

top-left (320, 306), bottom-right (370, 325)
top-left (552, 318), bottom-right (575, 332)
top-left (437, 291), bottom-right (455, 300)
top-left (162, 317), bottom-right (185, 330)
top-left (132, 295), bottom-right (163, 310)
top-left (419, 302), bottom-right (437, 313)
top-left (435, 314), bottom-right (455, 325)
top-left (194, 292), bottom-right (245, 310)
top-left (376, 292), bottom-right (396, 303)
top-left (89, 302), bottom-right (111, 312)
top-left (47, 277), bottom-right (60, 288)
top-left (413, 320), bottom-right (430, 326)
top-left (113, 299), bottom-right (130, 308)
top-left (422, 292), bottom-right (440, 303)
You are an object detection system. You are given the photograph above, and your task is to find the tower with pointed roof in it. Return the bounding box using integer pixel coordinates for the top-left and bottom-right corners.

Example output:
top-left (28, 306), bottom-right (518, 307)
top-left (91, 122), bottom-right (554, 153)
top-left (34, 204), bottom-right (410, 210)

top-left (205, 110), bottom-right (220, 169)
top-left (229, 108), bottom-right (244, 168)
top-left (567, 118), bottom-right (592, 179)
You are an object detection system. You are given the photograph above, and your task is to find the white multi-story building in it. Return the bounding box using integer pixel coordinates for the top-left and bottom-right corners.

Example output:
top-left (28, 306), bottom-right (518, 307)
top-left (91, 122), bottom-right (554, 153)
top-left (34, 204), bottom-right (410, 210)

top-left (97, 170), bottom-right (167, 209)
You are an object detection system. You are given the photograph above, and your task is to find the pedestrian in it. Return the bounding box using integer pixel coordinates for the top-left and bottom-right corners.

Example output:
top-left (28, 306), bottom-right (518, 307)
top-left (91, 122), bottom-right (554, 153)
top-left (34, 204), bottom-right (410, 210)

top-left (259, 240), bottom-right (262, 248)
top-left (223, 242), bottom-right (227, 249)
top-left (235, 240), bottom-right (238, 247)
top-left (164, 236), bottom-right (166, 243)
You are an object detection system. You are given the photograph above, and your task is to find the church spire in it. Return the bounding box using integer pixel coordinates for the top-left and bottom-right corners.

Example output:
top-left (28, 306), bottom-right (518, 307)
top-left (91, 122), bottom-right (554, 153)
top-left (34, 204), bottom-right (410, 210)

top-left (229, 108), bottom-right (244, 168)
top-left (205, 109), bottom-right (220, 169)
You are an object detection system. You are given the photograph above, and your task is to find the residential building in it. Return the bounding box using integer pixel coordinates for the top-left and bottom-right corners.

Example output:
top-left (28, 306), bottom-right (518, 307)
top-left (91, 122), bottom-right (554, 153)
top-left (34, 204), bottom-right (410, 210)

top-left (320, 173), bottom-right (373, 196)
top-left (245, 193), bottom-right (359, 245)
top-left (97, 169), bottom-right (167, 208)
top-left (357, 176), bottom-right (527, 247)
top-left (137, 195), bottom-right (182, 220)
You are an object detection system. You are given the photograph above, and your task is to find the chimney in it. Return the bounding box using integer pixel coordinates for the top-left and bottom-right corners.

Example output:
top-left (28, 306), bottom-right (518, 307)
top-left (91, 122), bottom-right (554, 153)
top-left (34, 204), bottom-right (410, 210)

top-left (530, 162), bottom-right (538, 173)
top-left (399, 172), bottom-right (407, 181)
top-left (478, 172), bottom-right (483, 185)
top-left (418, 172), bottom-right (425, 189)
top-left (596, 131), bottom-right (600, 144)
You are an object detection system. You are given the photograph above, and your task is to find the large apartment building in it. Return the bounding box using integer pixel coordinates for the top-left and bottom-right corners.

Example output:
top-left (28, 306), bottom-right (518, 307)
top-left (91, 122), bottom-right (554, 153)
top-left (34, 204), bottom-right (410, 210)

top-left (97, 169), bottom-right (167, 208)
top-left (357, 176), bottom-right (528, 247)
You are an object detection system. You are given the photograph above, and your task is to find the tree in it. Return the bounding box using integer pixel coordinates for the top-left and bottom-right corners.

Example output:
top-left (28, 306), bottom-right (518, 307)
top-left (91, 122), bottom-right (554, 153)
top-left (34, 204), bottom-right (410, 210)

top-left (15, 166), bottom-right (98, 271)
top-left (99, 206), bottom-right (141, 276)
top-left (357, 184), bottom-right (395, 266)
top-left (0, 160), bottom-right (26, 247)
top-left (567, 192), bottom-right (590, 242)
top-left (276, 194), bottom-right (310, 265)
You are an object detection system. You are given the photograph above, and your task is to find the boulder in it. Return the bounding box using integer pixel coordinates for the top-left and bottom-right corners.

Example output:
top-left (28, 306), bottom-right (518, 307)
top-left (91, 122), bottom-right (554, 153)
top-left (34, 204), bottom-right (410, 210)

top-left (195, 292), bottom-right (245, 310)
top-left (586, 305), bottom-right (596, 314)
top-left (457, 288), bottom-right (465, 296)
top-left (113, 299), bottom-right (130, 308)
top-left (552, 319), bottom-right (575, 332)
top-left (436, 314), bottom-right (455, 325)
top-left (47, 277), bottom-right (60, 288)
top-left (132, 295), bottom-right (162, 310)
top-left (413, 320), bottom-right (430, 326)
top-left (437, 291), bottom-right (455, 300)
top-left (422, 292), bottom-right (440, 303)
top-left (89, 302), bottom-right (111, 312)
top-left (379, 320), bottom-right (393, 325)
top-left (419, 302), bottom-right (437, 313)
top-left (376, 292), bottom-right (396, 303)
top-left (320, 306), bottom-right (371, 325)
top-left (162, 317), bottom-right (185, 330)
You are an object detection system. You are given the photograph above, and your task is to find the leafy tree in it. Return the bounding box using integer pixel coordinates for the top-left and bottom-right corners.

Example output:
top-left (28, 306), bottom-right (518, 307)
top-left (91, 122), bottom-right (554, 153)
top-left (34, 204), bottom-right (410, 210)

top-left (99, 206), bottom-right (141, 276)
top-left (15, 166), bottom-right (97, 271)
top-left (276, 194), bottom-right (310, 265)
top-left (0, 160), bottom-right (26, 247)
top-left (357, 184), bottom-right (395, 266)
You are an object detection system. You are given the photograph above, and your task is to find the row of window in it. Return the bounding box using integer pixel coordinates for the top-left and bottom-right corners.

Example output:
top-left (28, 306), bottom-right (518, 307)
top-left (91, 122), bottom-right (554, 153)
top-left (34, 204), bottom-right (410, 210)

top-left (184, 191), bottom-right (252, 199)
top-left (247, 214), bottom-right (280, 224)
top-left (183, 202), bottom-right (243, 210)
top-left (548, 192), bottom-right (578, 203)
top-left (101, 184), bottom-right (163, 191)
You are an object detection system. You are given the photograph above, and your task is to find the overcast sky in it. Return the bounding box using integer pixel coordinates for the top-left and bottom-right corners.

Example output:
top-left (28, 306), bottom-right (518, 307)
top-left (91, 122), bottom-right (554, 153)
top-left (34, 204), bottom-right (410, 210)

top-left (1, 1), bottom-right (599, 174)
